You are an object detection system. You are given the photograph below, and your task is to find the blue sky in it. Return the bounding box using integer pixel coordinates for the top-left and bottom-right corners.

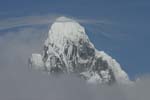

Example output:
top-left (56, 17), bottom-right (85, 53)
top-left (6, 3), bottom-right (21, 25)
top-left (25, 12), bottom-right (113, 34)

top-left (0, 0), bottom-right (150, 79)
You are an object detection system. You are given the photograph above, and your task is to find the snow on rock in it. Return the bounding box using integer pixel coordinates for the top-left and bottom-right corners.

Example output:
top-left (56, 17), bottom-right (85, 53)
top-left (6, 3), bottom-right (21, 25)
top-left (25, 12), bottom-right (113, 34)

top-left (45, 16), bottom-right (89, 50)
top-left (29, 16), bottom-right (131, 85)
top-left (29, 54), bottom-right (44, 70)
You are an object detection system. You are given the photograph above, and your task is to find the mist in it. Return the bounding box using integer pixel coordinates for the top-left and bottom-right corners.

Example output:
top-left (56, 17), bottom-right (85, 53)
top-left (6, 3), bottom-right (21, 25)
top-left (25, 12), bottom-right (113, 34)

top-left (0, 27), bottom-right (150, 100)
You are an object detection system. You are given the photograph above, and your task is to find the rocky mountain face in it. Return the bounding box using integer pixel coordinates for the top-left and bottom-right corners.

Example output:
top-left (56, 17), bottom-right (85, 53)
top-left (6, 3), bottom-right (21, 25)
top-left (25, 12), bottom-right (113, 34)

top-left (29, 16), bottom-right (131, 84)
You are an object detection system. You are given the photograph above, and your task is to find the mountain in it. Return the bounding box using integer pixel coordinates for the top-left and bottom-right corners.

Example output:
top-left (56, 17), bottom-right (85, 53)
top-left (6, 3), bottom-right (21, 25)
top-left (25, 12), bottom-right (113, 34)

top-left (29, 16), bottom-right (131, 84)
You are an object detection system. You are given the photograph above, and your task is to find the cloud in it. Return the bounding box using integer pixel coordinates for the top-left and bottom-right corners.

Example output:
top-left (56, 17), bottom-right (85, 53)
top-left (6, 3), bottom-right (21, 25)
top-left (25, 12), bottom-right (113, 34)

top-left (76, 18), bottom-right (112, 25)
top-left (0, 14), bottom-right (59, 30)
top-left (0, 14), bottom-right (120, 45)
top-left (0, 14), bottom-right (111, 31)
top-left (0, 16), bottom-right (150, 100)
top-left (0, 14), bottom-right (122, 42)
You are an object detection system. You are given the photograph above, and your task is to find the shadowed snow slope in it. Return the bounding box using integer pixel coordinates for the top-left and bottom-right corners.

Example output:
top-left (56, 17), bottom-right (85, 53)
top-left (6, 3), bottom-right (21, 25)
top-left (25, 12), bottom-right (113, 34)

top-left (29, 16), bottom-right (131, 85)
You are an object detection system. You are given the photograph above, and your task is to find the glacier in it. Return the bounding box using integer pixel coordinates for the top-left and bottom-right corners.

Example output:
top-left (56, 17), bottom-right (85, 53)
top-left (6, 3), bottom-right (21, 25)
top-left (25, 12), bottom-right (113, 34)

top-left (29, 16), bottom-right (131, 84)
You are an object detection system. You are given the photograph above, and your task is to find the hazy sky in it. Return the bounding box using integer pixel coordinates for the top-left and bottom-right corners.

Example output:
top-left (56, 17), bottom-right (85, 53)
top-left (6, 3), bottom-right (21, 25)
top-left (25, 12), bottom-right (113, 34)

top-left (0, 0), bottom-right (150, 79)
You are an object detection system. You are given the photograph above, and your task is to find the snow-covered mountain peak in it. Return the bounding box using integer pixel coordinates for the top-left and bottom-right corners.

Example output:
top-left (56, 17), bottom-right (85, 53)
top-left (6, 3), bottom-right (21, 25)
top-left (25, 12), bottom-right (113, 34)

top-left (46, 16), bottom-right (88, 49)
top-left (29, 16), bottom-right (132, 85)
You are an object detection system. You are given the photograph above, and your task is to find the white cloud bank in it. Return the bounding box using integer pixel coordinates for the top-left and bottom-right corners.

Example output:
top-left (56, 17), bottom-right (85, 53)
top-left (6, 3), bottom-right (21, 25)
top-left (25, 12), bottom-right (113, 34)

top-left (0, 19), bottom-right (150, 100)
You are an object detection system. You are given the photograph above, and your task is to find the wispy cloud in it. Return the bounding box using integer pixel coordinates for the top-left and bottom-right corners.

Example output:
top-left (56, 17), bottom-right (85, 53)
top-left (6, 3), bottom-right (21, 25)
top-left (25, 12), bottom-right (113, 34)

top-left (76, 18), bottom-right (112, 25)
top-left (0, 14), bottom-right (111, 31)
top-left (0, 14), bottom-right (117, 40)
top-left (0, 14), bottom-right (59, 30)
